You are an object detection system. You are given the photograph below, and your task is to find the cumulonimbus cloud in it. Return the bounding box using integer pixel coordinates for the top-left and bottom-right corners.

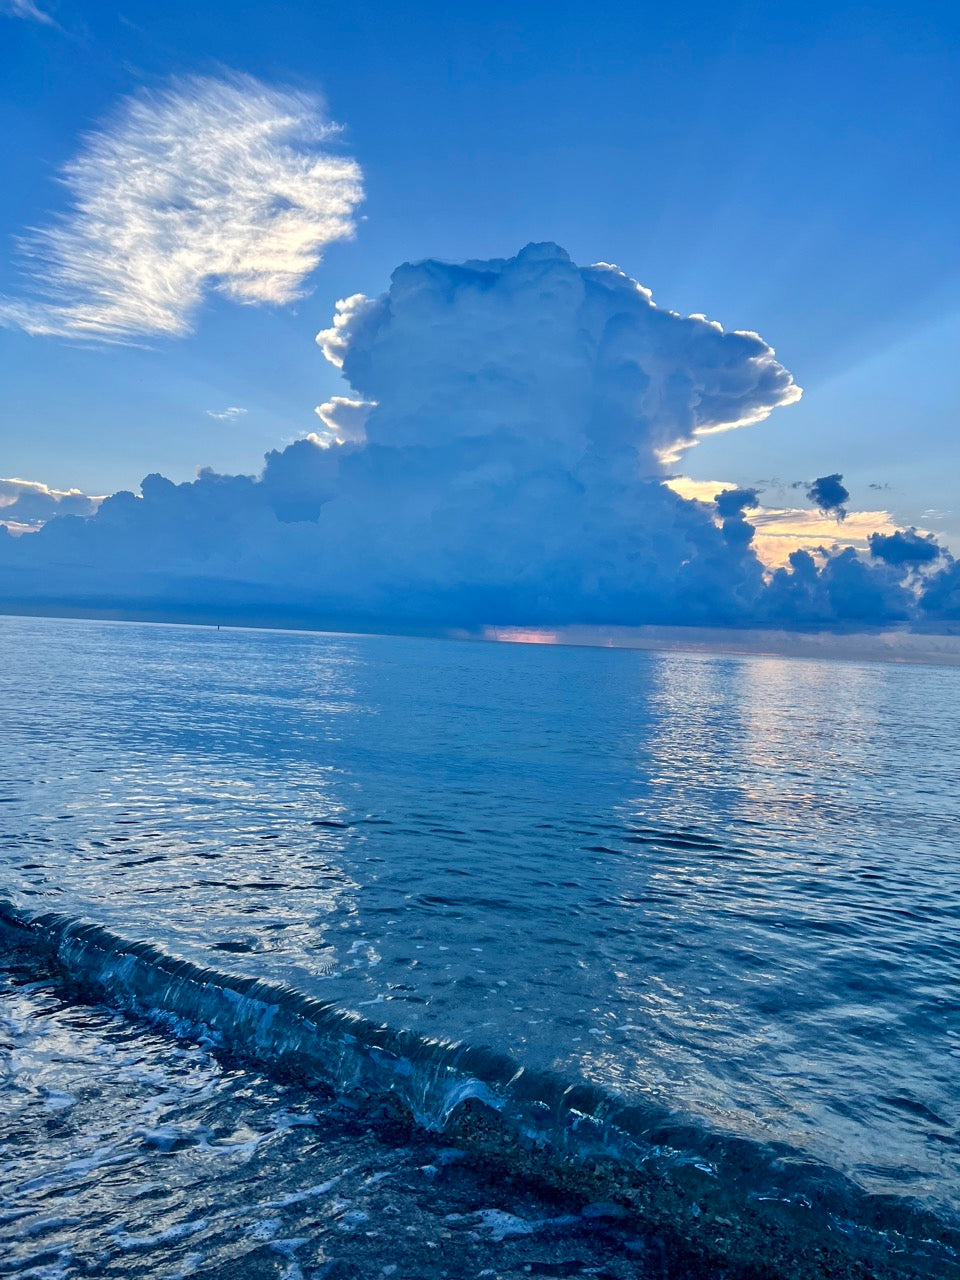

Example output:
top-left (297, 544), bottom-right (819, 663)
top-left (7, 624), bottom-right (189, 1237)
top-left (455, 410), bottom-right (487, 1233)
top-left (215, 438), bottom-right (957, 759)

top-left (316, 242), bottom-right (801, 466)
top-left (0, 75), bottom-right (363, 341)
top-left (1, 244), bottom-right (952, 629)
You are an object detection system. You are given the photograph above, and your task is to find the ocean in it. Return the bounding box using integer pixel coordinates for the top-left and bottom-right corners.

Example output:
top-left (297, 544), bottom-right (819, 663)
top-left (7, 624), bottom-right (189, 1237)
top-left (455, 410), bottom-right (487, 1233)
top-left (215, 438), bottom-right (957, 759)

top-left (1, 615), bottom-right (958, 1278)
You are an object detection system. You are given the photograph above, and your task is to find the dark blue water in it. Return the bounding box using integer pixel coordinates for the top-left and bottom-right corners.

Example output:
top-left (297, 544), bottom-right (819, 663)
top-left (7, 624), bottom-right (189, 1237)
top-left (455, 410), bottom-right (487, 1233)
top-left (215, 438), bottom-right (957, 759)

top-left (1, 615), bottom-right (958, 1276)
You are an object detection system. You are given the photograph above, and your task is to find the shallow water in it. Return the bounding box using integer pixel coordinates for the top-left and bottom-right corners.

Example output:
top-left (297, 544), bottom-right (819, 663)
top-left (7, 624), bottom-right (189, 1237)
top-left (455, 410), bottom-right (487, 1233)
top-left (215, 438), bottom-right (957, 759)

top-left (1, 960), bottom-right (659, 1280)
top-left (1, 615), bottom-right (958, 1273)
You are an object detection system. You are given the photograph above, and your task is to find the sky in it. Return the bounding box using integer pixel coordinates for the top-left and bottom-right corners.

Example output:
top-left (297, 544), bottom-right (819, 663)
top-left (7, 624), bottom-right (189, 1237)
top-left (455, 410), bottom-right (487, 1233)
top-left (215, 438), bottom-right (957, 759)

top-left (1, 0), bottom-right (958, 630)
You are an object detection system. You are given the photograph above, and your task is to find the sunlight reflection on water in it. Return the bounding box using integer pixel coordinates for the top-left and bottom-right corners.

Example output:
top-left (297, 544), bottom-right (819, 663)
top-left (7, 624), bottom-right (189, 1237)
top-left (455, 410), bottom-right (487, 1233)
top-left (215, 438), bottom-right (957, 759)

top-left (1, 615), bottom-right (958, 1214)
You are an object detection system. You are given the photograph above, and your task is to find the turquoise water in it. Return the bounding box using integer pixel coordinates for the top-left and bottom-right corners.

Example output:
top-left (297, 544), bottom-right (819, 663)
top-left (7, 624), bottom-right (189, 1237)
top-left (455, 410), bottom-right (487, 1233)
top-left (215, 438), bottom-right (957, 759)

top-left (1, 615), bottom-right (958, 1275)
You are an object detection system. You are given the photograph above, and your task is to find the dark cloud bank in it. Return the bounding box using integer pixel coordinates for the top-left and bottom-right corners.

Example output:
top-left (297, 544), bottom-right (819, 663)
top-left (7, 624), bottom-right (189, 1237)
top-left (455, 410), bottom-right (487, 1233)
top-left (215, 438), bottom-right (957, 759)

top-left (1, 244), bottom-right (956, 632)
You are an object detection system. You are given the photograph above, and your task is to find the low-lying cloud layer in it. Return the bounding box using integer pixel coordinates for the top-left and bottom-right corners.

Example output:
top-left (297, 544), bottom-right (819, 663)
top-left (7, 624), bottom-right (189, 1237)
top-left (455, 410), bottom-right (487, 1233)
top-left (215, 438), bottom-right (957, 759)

top-left (0, 75), bottom-right (362, 341)
top-left (1, 244), bottom-right (955, 629)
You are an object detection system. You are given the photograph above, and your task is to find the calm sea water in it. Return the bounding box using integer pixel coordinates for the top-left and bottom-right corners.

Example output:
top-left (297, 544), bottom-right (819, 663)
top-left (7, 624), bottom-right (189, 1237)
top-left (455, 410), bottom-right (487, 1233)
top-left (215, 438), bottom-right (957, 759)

top-left (1, 615), bottom-right (958, 1276)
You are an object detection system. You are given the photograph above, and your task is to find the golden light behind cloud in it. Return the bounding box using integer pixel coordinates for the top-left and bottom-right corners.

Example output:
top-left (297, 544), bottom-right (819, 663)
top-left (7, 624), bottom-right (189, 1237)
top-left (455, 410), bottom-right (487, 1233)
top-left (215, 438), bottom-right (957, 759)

top-left (664, 477), bottom-right (900, 568)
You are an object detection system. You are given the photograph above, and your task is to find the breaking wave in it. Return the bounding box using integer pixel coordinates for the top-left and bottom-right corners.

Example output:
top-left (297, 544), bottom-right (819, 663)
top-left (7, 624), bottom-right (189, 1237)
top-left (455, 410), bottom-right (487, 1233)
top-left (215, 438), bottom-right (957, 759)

top-left (1, 899), bottom-right (956, 1279)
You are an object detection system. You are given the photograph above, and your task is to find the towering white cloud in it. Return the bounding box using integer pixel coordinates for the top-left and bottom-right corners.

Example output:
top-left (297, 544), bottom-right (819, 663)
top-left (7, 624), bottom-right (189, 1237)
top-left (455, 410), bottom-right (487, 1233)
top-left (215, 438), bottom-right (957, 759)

top-left (316, 243), bottom-right (801, 465)
top-left (5, 244), bottom-right (946, 630)
top-left (0, 75), bottom-right (363, 341)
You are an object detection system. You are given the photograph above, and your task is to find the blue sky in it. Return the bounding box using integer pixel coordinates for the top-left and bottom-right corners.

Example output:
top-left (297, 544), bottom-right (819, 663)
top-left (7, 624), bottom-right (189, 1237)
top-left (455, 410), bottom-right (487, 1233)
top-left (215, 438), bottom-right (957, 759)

top-left (1, 0), bottom-right (958, 615)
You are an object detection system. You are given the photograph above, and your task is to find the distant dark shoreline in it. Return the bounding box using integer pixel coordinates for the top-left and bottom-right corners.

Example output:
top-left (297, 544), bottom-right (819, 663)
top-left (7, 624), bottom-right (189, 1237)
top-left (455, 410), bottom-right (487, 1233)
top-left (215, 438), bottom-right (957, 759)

top-left (2, 602), bottom-right (960, 667)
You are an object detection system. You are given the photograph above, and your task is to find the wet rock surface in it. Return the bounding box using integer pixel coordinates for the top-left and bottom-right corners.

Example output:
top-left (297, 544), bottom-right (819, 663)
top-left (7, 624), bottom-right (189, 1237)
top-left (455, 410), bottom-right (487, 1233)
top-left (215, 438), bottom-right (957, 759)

top-left (2, 958), bottom-right (955, 1279)
top-left (0, 962), bottom-right (693, 1279)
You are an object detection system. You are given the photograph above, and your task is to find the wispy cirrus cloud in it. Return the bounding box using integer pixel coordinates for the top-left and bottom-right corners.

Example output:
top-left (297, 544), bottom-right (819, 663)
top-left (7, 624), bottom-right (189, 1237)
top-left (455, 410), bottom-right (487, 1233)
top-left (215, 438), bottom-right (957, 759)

top-left (0, 74), bottom-right (363, 342)
top-left (205, 406), bottom-right (248, 421)
top-left (1, 0), bottom-right (54, 24)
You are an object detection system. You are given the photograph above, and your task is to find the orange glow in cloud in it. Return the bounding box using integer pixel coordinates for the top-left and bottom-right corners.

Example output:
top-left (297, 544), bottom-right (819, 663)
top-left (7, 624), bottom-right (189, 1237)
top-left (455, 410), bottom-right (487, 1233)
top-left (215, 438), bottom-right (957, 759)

top-left (664, 477), bottom-right (901, 569)
top-left (483, 627), bottom-right (560, 645)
